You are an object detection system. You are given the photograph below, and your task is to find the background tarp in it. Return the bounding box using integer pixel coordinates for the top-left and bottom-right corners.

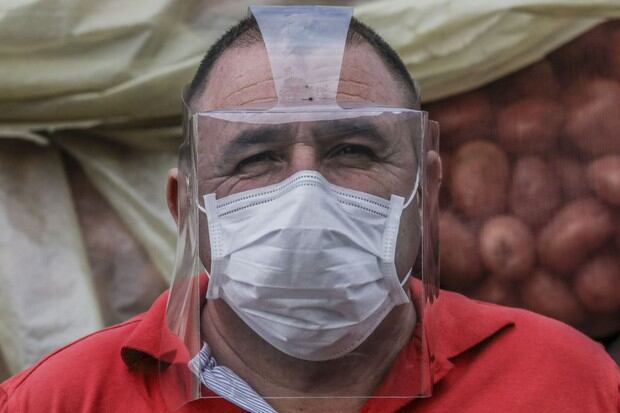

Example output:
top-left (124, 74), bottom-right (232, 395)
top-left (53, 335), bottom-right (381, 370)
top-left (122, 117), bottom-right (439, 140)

top-left (1, 0), bottom-right (619, 376)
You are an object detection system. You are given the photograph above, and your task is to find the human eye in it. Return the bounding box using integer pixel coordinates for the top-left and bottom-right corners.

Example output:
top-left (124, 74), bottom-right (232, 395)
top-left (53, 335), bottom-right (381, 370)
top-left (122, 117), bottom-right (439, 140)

top-left (329, 144), bottom-right (378, 161)
top-left (234, 151), bottom-right (282, 175)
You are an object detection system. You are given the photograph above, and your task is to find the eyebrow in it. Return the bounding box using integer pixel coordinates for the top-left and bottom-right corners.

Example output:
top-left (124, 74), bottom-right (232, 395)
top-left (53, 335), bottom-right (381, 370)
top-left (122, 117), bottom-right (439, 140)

top-left (312, 119), bottom-right (386, 146)
top-left (218, 118), bottom-right (391, 165)
top-left (221, 125), bottom-right (292, 161)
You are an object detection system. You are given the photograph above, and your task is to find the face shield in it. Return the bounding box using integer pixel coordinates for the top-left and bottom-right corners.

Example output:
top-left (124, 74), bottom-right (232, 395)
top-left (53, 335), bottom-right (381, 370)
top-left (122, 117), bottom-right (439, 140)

top-left (160, 5), bottom-right (440, 410)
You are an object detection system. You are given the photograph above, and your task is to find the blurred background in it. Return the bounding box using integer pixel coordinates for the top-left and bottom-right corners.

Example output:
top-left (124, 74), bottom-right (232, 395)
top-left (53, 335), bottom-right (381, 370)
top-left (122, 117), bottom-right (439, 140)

top-left (1, 0), bottom-right (620, 380)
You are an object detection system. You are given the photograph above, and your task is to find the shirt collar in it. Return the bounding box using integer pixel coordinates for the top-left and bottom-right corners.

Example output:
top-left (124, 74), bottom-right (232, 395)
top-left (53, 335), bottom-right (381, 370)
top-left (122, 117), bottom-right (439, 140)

top-left (120, 275), bottom-right (514, 401)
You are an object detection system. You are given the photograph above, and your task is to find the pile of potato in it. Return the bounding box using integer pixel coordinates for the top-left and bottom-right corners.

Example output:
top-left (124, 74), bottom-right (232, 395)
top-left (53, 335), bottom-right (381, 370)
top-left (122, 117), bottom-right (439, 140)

top-left (425, 21), bottom-right (620, 339)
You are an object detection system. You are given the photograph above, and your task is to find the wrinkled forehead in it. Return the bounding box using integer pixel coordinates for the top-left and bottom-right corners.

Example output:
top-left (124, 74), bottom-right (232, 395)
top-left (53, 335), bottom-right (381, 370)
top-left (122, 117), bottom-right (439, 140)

top-left (193, 41), bottom-right (410, 112)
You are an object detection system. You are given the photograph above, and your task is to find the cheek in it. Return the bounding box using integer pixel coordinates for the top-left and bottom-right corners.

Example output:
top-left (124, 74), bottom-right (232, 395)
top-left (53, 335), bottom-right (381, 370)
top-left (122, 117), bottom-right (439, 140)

top-left (395, 199), bottom-right (422, 278)
top-left (322, 167), bottom-right (395, 198)
top-left (198, 214), bottom-right (213, 274)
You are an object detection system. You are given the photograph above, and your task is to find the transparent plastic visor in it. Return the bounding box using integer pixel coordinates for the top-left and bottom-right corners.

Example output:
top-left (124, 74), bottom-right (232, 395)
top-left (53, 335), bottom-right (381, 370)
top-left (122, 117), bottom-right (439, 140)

top-left (159, 107), bottom-right (439, 410)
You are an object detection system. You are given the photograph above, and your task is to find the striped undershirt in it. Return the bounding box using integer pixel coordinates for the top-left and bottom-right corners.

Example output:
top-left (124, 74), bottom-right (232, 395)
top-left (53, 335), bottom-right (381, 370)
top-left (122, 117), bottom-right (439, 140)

top-left (188, 343), bottom-right (277, 413)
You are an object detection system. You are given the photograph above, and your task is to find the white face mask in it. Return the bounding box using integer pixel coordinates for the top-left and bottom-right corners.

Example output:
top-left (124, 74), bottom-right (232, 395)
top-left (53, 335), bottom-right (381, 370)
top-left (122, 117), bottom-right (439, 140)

top-left (199, 171), bottom-right (418, 361)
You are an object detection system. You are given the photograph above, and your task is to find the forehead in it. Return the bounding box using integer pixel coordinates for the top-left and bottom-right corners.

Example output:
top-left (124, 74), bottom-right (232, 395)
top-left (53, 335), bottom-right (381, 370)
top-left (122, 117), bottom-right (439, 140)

top-left (193, 40), bottom-right (408, 111)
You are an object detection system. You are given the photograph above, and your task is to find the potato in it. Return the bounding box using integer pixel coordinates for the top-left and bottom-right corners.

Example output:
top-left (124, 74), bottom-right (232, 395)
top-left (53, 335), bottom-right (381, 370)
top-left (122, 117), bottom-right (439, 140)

top-left (497, 98), bottom-right (564, 155)
top-left (479, 216), bottom-right (535, 281)
top-left (549, 24), bottom-right (611, 80)
top-left (450, 141), bottom-right (510, 219)
top-left (470, 277), bottom-right (520, 307)
top-left (610, 337), bottom-right (620, 365)
top-left (425, 91), bottom-right (494, 150)
top-left (440, 153), bottom-right (451, 183)
top-left (550, 156), bottom-right (590, 201)
top-left (587, 155), bottom-right (620, 206)
top-left (608, 33), bottom-right (619, 79)
top-left (574, 255), bottom-right (620, 314)
top-left (608, 27), bottom-right (620, 80)
top-left (511, 60), bottom-right (561, 99)
top-left (439, 211), bottom-right (483, 290)
top-left (439, 154), bottom-right (452, 208)
top-left (521, 269), bottom-right (585, 326)
top-left (537, 197), bottom-right (614, 274)
top-left (564, 78), bottom-right (620, 156)
top-left (494, 60), bottom-right (561, 101)
top-left (579, 313), bottom-right (620, 341)
top-left (509, 157), bottom-right (561, 227)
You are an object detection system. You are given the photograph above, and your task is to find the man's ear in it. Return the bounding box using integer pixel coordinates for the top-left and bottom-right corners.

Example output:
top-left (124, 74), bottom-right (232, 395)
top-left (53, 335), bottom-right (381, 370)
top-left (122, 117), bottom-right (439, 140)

top-left (166, 168), bottom-right (179, 225)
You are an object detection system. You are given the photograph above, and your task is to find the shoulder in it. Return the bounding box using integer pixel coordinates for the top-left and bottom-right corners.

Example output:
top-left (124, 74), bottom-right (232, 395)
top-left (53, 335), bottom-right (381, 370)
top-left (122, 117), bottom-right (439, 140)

top-left (0, 316), bottom-right (152, 413)
top-left (476, 297), bottom-right (615, 376)
top-left (437, 288), bottom-right (613, 361)
top-left (436, 290), bottom-right (619, 411)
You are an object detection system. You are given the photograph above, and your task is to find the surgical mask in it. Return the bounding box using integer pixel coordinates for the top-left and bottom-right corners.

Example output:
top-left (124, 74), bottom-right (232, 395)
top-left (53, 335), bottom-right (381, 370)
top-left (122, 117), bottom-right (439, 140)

top-left (198, 170), bottom-right (419, 361)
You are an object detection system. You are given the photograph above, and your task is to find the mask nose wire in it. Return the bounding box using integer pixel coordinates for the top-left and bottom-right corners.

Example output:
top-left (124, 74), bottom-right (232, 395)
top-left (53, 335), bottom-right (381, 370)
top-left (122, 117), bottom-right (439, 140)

top-left (403, 167), bottom-right (421, 210)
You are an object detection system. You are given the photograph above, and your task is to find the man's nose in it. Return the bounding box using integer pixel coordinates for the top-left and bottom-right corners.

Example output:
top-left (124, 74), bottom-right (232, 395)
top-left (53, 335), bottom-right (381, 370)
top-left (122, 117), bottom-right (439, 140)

top-left (287, 143), bottom-right (321, 174)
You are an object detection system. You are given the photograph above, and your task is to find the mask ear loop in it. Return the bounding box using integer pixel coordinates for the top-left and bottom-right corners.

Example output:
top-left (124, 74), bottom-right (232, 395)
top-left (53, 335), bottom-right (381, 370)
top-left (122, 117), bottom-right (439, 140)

top-left (400, 268), bottom-right (413, 287)
top-left (197, 199), bottom-right (207, 215)
top-left (403, 166), bottom-right (421, 209)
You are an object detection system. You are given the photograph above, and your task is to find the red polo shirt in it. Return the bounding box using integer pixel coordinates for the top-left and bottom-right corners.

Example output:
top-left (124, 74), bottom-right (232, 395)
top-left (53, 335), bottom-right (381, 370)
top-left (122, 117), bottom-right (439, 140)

top-left (1, 279), bottom-right (618, 413)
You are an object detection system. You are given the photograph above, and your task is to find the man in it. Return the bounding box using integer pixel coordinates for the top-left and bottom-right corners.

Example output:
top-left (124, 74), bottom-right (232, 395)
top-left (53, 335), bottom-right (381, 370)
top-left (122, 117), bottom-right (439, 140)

top-left (1, 6), bottom-right (619, 413)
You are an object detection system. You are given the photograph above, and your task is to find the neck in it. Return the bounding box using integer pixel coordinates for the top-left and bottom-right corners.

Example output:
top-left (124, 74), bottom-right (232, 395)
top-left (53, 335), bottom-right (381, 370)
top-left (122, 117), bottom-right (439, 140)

top-left (201, 297), bottom-right (416, 413)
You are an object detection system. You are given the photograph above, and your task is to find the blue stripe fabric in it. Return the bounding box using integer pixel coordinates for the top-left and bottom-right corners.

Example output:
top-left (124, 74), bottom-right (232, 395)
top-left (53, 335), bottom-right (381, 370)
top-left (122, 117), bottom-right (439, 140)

top-left (188, 343), bottom-right (277, 413)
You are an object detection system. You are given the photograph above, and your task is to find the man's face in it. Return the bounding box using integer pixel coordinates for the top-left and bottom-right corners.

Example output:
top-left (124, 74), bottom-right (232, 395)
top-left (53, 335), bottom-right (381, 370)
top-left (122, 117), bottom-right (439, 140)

top-left (192, 39), bottom-right (421, 279)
